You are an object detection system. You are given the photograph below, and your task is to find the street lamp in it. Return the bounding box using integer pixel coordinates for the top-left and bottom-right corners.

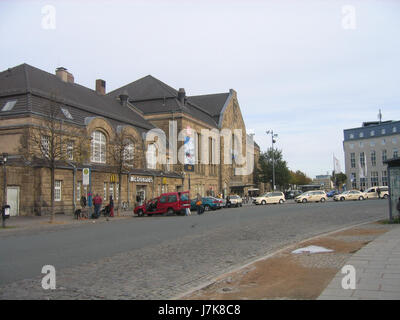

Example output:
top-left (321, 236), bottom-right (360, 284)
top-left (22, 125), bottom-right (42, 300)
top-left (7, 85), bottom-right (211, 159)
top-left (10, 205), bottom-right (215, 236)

top-left (266, 130), bottom-right (278, 191)
top-left (2, 153), bottom-right (8, 228)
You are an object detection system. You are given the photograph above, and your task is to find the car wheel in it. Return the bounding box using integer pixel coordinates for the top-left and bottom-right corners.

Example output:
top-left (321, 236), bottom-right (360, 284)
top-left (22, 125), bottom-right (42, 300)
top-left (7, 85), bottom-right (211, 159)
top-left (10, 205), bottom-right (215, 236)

top-left (383, 194), bottom-right (388, 199)
top-left (261, 200), bottom-right (266, 205)
top-left (320, 198), bottom-right (326, 203)
top-left (204, 205), bottom-right (211, 211)
top-left (166, 208), bottom-right (174, 216)
top-left (359, 196), bottom-right (364, 201)
top-left (340, 197), bottom-right (345, 201)
top-left (302, 198), bottom-right (307, 203)
top-left (279, 199), bottom-right (284, 204)
top-left (138, 210), bottom-right (143, 217)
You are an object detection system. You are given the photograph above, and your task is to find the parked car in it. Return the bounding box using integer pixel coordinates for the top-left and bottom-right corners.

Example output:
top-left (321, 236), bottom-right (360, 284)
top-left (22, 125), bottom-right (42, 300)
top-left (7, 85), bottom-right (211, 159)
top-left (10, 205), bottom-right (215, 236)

top-left (134, 191), bottom-right (190, 216)
top-left (295, 190), bottom-right (328, 203)
top-left (190, 197), bottom-right (220, 211)
top-left (227, 195), bottom-right (243, 207)
top-left (333, 190), bottom-right (366, 201)
top-left (253, 192), bottom-right (286, 205)
top-left (284, 190), bottom-right (302, 200)
top-left (326, 190), bottom-right (338, 197)
top-left (364, 186), bottom-right (389, 199)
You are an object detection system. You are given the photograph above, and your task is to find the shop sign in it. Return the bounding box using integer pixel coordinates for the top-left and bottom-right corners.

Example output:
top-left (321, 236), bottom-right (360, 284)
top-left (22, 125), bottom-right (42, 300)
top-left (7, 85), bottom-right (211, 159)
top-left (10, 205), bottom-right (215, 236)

top-left (130, 176), bottom-right (153, 183)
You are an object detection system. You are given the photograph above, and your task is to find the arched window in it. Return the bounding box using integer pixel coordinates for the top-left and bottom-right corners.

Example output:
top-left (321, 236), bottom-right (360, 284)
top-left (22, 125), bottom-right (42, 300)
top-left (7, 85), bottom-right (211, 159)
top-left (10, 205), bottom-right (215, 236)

top-left (147, 143), bottom-right (157, 169)
top-left (91, 130), bottom-right (106, 163)
top-left (123, 141), bottom-right (135, 162)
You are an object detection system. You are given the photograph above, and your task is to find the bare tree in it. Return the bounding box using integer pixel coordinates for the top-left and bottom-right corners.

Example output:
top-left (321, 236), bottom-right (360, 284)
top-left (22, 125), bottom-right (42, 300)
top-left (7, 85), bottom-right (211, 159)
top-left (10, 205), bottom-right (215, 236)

top-left (109, 127), bottom-right (136, 215)
top-left (19, 98), bottom-right (90, 222)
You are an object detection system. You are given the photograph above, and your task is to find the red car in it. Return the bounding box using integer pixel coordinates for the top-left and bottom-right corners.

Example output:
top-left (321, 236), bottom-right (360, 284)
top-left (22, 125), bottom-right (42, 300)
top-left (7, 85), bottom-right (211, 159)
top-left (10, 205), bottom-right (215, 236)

top-left (134, 191), bottom-right (190, 216)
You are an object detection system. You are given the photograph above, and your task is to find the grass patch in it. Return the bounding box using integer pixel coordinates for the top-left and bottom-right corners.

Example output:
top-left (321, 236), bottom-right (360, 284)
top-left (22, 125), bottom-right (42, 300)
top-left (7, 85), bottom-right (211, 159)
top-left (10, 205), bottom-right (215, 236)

top-left (379, 217), bottom-right (400, 224)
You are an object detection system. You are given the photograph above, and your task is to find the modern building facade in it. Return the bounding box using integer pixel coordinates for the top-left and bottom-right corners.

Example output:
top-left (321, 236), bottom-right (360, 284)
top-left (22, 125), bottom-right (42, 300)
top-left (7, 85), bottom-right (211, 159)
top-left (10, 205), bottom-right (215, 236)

top-left (343, 120), bottom-right (400, 190)
top-left (0, 63), bottom-right (258, 216)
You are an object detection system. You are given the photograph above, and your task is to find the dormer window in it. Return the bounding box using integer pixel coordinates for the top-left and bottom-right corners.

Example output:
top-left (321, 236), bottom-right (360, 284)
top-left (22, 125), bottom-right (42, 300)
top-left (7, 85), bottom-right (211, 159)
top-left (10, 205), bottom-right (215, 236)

top-left (359, 132), bottom-right (364, 138)
top-left (1, 100), bottom-right (17, 111)
top-left (61, 107), bottom-right (73, 120)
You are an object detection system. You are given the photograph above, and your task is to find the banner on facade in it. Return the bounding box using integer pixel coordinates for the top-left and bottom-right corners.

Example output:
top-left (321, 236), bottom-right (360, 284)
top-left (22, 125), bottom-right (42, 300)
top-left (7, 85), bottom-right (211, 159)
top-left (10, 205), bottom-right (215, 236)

top-left (82, 168), bottom-right (90, 186)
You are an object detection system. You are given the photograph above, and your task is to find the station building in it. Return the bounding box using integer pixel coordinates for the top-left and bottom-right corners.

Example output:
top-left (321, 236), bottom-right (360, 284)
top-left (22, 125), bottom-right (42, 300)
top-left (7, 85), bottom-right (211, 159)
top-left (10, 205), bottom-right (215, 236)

top-left (0, 64), bottom-right (258, 216)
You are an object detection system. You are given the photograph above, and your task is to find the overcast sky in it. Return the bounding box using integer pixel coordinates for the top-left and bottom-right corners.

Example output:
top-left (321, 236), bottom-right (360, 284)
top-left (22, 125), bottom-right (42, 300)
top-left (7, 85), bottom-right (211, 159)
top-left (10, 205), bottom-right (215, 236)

top-left (1, 0), bottom-right (399, 178)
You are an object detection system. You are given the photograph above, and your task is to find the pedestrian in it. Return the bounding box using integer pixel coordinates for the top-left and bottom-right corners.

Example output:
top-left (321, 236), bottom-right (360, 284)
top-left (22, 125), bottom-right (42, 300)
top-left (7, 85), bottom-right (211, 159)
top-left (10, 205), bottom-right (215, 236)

top-left (80, 195), bottom-right (88, 219)
top-left (92, 193), bottom-right (102, 218)
top-left (109, 195), bottom-right (114, 217)
top-left (377, 187), bottom-right (381, 199)
top-left (196, 193), bottom-right (204, 214)
top-left (397, 197), bottom-right (400, 220)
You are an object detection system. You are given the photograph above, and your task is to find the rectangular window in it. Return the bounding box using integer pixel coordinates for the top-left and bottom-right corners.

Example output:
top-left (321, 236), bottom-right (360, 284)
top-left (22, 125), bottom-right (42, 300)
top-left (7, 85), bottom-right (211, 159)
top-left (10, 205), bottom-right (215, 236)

top-left (382, 150), bottom-right (387, 162)
top-left (394, 149), bottom-right (399, 158)
top-left (41, 135), bottom-right (50, 156)
top-left (109, 183), bottom-right (114, 200)
top-left (371, 151), bottom-right (376, 167)
top-left (116, 183), bottom-right (119, 201)
top-left (360, 152), bottom-right (365, 167)
top-left (67, 140), bottom-right (74, 160)
top-left (104, 182), bottom-right (107, 201)
top-left (371, 172), bottom-right (378, 186)
top-left (350, 153), bottom-right (356, 168)
top-left (76, 181), bottom-right (81, 203)
top-left (382, 171), bottom-right (388, 186)
top-left (55, 180), bottom-right (62, 201)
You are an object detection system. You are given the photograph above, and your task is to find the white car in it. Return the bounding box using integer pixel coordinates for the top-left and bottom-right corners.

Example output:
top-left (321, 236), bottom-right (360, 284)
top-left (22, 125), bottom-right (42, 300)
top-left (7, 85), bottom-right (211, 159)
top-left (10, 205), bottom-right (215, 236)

top-left (253, 192), bottom-right (285, 205)
top-left (227, 195), bottom-right (242, 207)
top-left (295, 190), bottom-right (328, 203)
top-left (333, 190), bottom-right (366, 201)
top-left (364, 186), bottom-right (389, 199)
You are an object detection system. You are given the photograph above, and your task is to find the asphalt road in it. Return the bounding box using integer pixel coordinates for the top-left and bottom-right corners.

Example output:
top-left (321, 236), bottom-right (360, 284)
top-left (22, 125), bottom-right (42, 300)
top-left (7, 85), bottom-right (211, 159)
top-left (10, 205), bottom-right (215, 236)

top-left (0, 199), bottom-right (389, 299)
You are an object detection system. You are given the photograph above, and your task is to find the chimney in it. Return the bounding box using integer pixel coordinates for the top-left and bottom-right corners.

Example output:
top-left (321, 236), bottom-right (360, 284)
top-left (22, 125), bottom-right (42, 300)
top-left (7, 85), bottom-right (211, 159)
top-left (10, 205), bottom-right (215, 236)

top-left (178, 88), bottom-right (186, 105)
top-left (96, 79), bottom-right (106, 95)
top-left (119, 90), bottom-right (129, 106)
top-left (55, 67), bottom-right (74, 83)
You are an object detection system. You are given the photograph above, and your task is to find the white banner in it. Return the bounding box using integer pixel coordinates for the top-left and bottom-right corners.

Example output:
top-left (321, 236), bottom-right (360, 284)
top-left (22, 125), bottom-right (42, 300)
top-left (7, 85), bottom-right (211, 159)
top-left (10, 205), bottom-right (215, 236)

top-left (82, 168), bottom-right (90, 186)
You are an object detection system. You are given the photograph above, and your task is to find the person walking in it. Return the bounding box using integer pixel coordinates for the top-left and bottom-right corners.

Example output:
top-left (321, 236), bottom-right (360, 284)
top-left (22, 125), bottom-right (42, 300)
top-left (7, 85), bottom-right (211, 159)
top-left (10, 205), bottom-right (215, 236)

top-left (109, 195), bottom-right (114, 217)
top-left (92, 193), bottom-right (102, 218)
top-left (377, 187), bottom-right (381, 199)
top-left (397, 197), bottom-right (400, 220)
top-left (196, 193), bottom-right (204, 214)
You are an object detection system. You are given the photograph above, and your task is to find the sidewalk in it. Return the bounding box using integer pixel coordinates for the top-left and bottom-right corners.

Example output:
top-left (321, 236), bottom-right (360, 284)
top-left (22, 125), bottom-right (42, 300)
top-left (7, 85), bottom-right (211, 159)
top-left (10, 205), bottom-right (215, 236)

top-left (0, 209), bottom-right (134, 235)
top-left (318, 225), bottom-right (400, 300)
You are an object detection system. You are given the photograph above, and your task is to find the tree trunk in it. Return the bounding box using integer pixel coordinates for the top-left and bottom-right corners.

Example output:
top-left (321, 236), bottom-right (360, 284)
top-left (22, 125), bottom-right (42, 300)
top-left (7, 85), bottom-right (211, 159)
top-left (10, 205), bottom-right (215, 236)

top-left (118, 173), bottom-right (122, 216)
top-left (50, 165), bottom-right (55, 223)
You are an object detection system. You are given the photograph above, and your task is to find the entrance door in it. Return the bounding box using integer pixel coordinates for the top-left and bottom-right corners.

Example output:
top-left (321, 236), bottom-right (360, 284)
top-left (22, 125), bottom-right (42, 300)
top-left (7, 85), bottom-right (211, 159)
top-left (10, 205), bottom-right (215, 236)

top-left (136, 186), bottom-right (146, 205)
top-left (7, 186), bottom-right (19, 216)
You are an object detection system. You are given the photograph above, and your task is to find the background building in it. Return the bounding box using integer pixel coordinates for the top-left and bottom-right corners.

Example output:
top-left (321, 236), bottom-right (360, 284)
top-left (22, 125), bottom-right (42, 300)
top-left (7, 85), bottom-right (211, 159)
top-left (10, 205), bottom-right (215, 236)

top-left (343, 120), bottom-right (400, 190)
top-left (313, 175), bottom-right (333, 190)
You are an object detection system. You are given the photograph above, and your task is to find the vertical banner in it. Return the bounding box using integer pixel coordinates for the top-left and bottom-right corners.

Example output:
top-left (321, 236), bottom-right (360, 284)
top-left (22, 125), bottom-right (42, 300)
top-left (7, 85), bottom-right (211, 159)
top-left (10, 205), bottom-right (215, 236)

top-left (82, 168), bottom-right (90, 186)
top-left (184, 130), bottom-right (195, 172)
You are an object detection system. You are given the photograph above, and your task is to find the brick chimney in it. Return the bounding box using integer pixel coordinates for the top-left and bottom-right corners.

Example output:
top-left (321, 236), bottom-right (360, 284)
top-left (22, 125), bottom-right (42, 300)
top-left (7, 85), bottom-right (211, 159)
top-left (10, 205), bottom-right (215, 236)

top-left (96, 79), bottom-right (106, 95)
top-left (178, 88), bottom-right (186, 105)
top-left (56, 67), bottom-right (74, 83)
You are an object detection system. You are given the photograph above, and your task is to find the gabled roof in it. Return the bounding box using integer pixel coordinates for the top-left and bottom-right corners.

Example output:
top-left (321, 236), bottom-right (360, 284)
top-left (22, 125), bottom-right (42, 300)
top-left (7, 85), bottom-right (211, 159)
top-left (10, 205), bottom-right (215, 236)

top-left (0, 63), bottom-right (155, 132)
top-left (108, 75), bottom-right (178, 101)
top-left (108, 75), bottom-right (232, 128)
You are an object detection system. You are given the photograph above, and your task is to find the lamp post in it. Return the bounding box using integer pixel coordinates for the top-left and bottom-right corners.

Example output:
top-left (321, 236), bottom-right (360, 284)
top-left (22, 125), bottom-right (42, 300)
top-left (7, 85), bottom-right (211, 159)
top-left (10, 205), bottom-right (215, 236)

top-left (2, 153), bottom-right (8, 228)
top-left (266, 130), bottom-right (278, 191)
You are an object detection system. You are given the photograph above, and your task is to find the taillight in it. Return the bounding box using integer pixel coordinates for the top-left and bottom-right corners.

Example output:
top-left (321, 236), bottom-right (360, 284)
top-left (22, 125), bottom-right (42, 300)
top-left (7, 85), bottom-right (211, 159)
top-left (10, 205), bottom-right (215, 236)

top-left (213, 201), bottom-right (218, 203)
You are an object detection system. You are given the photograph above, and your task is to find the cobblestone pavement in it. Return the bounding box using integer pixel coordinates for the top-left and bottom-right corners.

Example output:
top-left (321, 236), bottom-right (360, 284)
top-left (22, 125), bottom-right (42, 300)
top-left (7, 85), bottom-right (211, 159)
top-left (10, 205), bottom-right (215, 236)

top-left (0, 200), bottom-right (389, 299)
